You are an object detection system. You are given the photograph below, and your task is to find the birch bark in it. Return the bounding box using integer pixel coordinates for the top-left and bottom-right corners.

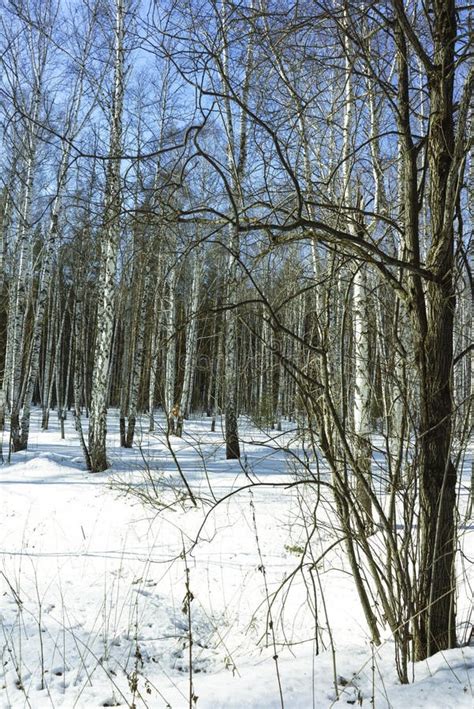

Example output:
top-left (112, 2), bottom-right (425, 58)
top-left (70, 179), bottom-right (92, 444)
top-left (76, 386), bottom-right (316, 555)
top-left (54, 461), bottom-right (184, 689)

top-left (164, 250), bottom-right (177, 433)
top-left (148, 261), bottom-right (163, 432)
top-left (88, 0), bottom-right (125, 471)
top-left (340, 27), bottom-right (373, 523)
top-left (179, 249), bottom-right (201, 420)
top-left (18, 31), bottom-right (92, 449)
top-left (9, 141), bottom-right (39, 451)
top-left (219, 0), bottom-right (254, 458)
top-left (125, 247), bottom-right (151, 447)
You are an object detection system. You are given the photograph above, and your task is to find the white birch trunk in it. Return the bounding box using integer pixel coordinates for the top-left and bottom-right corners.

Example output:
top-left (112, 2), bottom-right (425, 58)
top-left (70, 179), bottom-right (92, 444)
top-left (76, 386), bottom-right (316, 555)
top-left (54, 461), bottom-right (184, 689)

top-left (179, 250), bottom-right (201, 420)
top-left (73, 288), bottom-right (91, 470)
top-left (19, 59), bottom-right (88, 449)
top-left (211, 311), bottom-right (225, 432)
top-left (88, 0), bottom-right (125, 471)
top-left (148, 264), bottom-right (163, 432)
top-left (125, 253), bottom-right (151, 447)
top-left (220, 0), bottom-right (254, 458)
top-left (342, 28), bottom-right (373, 521)
top-left (0, 174), bottom-right (15, 428)
top-left (6, 17), bottom-right (50, 452)
top-left (45, 302), bottom-right (67, 428)
top-left (223, 228), bottom-right (240, 457)
top-left (119, 295), bottom-right (132, 446)
top-left (41, 285), bottom-right (57, 429)
top-left (9, 137), bottom-right (38, 450)
top-left (164, 257), bottom-right (177, 432)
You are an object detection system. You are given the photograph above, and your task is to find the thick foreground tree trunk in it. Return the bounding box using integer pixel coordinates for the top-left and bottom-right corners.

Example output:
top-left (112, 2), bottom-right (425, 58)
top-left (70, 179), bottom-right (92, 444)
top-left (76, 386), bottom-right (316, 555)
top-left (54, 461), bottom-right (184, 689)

top-left (406, 0), bottom-right (468, 659)
top-left (415, 280), bottom-right (457, 658)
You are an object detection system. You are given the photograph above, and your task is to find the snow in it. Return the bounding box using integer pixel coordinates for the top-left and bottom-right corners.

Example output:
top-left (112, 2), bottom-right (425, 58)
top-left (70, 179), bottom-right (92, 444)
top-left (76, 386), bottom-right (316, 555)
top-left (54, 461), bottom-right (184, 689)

top-left (0, 409), bottom-right (472, 708)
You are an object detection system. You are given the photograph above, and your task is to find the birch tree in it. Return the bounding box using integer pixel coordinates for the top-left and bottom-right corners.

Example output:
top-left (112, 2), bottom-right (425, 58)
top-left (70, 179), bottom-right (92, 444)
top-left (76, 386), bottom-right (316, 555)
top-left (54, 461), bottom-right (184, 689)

top-left (88, 0), bottom-right (126, 472)
top-left (163, 239), bottom-right (178, 432)
top-left (217, 0), bottom-right (254, 459)
top-left (3, 4), bottom-right (51, 452)
top-left (123, 221), bottom-right (152, 448)
top-left (17, 12), bottom-right (98, 450)
top-left (179, 246), bottom-right (201, 420)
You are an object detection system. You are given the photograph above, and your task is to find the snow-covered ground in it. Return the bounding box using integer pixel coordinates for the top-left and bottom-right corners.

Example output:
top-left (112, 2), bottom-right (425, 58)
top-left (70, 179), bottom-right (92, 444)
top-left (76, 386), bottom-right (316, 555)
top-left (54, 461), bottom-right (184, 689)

top-left (0, 410), bottom-right (472, 708)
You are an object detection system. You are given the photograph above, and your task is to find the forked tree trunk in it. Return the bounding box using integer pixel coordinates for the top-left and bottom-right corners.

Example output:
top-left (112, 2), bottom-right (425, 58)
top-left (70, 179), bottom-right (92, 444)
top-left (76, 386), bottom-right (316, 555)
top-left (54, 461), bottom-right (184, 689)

top-left (19, 65), bottom-right (87, 449)
top-left (394, 0), bottom-right (470, 658)
top-left (20, 213), bottom-right (60, 448)
top-left (9, 137), bottom-right (38, 451)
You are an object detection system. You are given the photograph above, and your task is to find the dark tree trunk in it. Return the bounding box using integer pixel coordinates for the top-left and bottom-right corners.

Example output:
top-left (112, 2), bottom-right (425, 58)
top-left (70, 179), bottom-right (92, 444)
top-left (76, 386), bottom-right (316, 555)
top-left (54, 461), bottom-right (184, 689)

top-left (410, 0), bottom-right (458, 660)
top-left (225, 408), bottom-right (240, 459)
top-left (415, 283), bottom-right (457, 658)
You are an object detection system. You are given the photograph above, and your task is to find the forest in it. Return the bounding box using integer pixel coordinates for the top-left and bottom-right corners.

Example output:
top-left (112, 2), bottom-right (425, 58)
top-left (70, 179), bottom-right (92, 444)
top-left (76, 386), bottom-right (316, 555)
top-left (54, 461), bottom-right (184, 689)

top-left (0, 1), bottom-right (472, 707)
